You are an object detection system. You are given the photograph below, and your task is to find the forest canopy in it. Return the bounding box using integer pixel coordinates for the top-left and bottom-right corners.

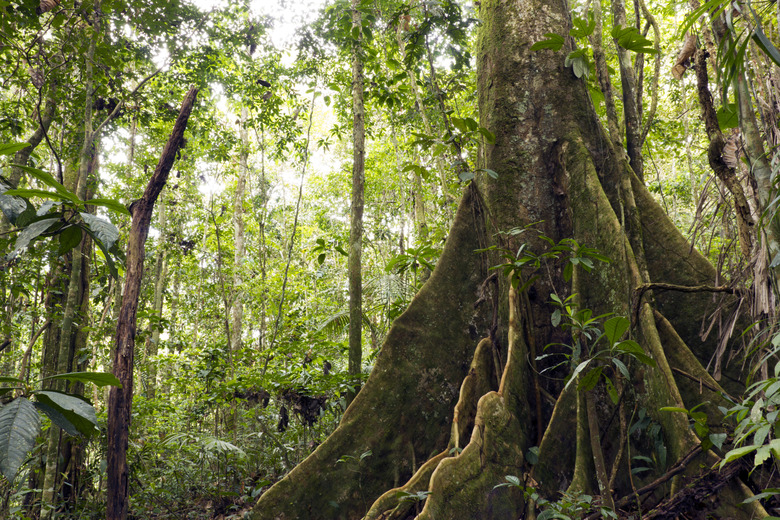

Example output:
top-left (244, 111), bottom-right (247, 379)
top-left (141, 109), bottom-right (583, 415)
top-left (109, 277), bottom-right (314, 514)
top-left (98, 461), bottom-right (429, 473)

top-left (2, 0), bottom-right (780, 518)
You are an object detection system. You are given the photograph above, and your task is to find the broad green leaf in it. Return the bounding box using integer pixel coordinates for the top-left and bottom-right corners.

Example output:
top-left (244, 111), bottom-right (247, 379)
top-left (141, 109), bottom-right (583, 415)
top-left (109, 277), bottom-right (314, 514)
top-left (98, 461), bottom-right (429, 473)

top-left (612, 358), bottom-right (630, 380)
top-left (754, 444), bottom-right (771, 467)
top-left (740, 489), bottom-right (780, 504)
top-left (531, 33), bottom-right (565, 51)
top-left (0, 377), bottom-right (23, 385)
top-left (57, 225), bottom-right (83, 257)
top-left (33, 390), bottom-right (99, 436)
top-left (451, 117), bottom-right (468, 133)
top-left (4, 188), bottom-right (74, 203)
top-left (80, 213), bottom-right (119, 250)
top-left (11, 165), bottom-right (78, 203)
top-left (42, 371), bottom-right (121, 388)
top-left (7, 215), bottom-right (60, 259)
top-left (720, 444), bottom-right (759, 468)
top-left (0, 181), bottom-right (31, 225)
top-left (716, 103), bottom-right (739, 130)
top-left (84, 198), bottom-right (130, 216)
top-left (605, 375), bottom-right (619, 404)
top-left (478, 127), bottom-right (496, 144)
top-left (578, 366), bottom-right (603, 392)
top-left (0, 142), bottom-right (29, 156)
top-left (604, 316), bottom-right (629, 345)
top-left (565, 52), bottom-right (590, 78)
top-left (0, 397), bottom-right (40, 481)
top-left (33, 400), bottom-right (81, 436)
top-left (611, 25), bottom-right (658, 54)
top-left (660, 406), bottom-right (690, 414)
top-left (709, 432), bottom-right (727, 450)
top-left (570, 14), bottom-right (595, 38)
top-left (458, 171), bottom-right (475, 182)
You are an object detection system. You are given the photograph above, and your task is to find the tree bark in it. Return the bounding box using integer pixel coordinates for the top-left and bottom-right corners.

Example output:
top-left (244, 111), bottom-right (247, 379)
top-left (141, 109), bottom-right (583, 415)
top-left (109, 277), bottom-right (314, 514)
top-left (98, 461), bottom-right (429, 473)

top-left (249, 0), bottom-right (768, 517)
top-left (106, 86), bottom-right (197, 520)
top-left (348, 0), bottom-right (365, 406)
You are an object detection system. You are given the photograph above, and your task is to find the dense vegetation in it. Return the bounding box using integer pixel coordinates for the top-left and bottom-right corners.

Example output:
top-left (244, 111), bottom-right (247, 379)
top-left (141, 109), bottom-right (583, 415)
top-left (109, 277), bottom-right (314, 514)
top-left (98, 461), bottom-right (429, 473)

top-left (1, 0), bottom-right (780, 518)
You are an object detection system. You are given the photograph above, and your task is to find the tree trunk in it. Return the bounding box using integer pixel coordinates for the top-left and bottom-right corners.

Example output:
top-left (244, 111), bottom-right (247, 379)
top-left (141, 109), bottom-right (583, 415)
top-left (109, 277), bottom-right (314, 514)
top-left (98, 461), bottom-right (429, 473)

top-left (249, 0), bottom-right (767, 518)
top-left (106, 87), bottom-right (197, 520)
top-left (232, 105), bottom-right (248, 358)
top-left (348, 0), bottom-right (365, 406)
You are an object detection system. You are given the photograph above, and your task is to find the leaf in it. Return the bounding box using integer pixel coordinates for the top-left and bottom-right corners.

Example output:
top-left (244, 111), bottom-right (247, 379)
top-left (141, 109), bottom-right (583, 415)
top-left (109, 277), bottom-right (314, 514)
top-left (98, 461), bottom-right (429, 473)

top-left (659, 406), bottom-right (690, 415)
top-left (611, 25), bottom-right (658, 54)
top-left (0, 180), bottom-right (32, 225)
top-left (754, 444), bottom-right (771, 467)
top-left (570, 13), bottom-right (595, 38)
top-left (612, 358), bottom-right (630, 380)
top-left (505, 475), bottom-right (521, 486)
top-left (32, 400), bottom-right (81, 436)
top-left (531, 33), bottom-right (565, 52)
top-left (551, 308), bottom-right (561, 327)
top-left (4, 188), bottom-right (73, 203)
top-left (716, 103), bottom-right (739, 131)
top-left (451, 117), bottom-right (468, 133)
top-left (478, 127), bottom-right (496, 144)
top-left (33, 390), bottom-right (99, 436)
top-left (11, 165), bottom-right (78, 204)
top-left (578, 366), bottom-right (602, 392)
top-left (42, 371), bottom-right (122, 388)
top-left (0, 377), bottom-right (23, 385)
top-left (79, 212), bottom-right (119, 250)
top-left (604, 375), bottom-right (619, 404)
top-left (458, 171), bottom-right (475, 182)
top-left (565, 52), bottom-right (590, 78)
top-left (751, 12), bottom-right (780, 68)
top-left (0, 398), bottom-right (40, 481)
top-left (7, 215), bottom-right (60, 259)
top-left (604, 316), bottom-right (629, 345)
top-left (0, 142), bottom-right (30, 156)
top-left (57, 225), bottom-right (83, 257)
top-left (740, 489), bottom-right (780, 504)
top-left (84, 198), bottom-right (130, 216)
top-left (720, 444), bottom-right (759, 468)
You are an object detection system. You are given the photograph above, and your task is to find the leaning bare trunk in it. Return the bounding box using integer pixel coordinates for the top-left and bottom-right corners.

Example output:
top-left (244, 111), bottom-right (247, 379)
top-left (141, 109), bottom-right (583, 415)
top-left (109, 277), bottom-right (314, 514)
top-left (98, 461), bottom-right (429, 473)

top-left (106, 87), bottom-right (197, 520)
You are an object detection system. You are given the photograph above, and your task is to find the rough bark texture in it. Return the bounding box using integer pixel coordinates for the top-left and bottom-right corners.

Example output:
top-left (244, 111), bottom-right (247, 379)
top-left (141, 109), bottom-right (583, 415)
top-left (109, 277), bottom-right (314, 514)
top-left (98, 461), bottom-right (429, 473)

top-left (250, 0), bottom-right (768, 517)
top-left (106, 87), bottom-right (197, 520)
top-left (348, 0), bottom-right (366, 406)
top-left (250, 186), bottom-right (491, 519)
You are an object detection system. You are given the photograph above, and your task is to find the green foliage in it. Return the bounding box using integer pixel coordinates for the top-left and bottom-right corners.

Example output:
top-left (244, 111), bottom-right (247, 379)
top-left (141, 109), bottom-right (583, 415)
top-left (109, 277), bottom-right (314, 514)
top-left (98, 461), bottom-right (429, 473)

top-left (479, 224), bottom-right (610, 291)
top-left (493, 479), bottom-right (615, 520)
top-left (610, 25), bottom-right (658, 54)
top-left (0, 372), bottom-right (119, 481)
top-left (0, 161), bottom-right (126, 276)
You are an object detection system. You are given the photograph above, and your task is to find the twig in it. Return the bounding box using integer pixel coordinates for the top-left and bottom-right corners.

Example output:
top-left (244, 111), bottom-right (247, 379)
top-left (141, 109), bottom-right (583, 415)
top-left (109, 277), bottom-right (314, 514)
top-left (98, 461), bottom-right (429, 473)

top-left (584, 446), bottom-right (702, 520)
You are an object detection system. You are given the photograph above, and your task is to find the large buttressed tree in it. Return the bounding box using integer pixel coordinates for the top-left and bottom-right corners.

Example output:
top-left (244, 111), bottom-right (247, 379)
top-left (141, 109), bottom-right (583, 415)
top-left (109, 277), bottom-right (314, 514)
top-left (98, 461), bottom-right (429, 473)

top-left (250, 0), bottom-right (772, 518)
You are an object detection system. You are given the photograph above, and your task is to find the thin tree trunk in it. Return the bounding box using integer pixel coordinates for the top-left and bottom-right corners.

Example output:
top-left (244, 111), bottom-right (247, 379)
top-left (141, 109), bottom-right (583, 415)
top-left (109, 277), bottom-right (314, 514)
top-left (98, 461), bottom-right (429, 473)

top-left (106, 87), bottom-right (197, 520)
top-left (348, 0), bottom-right (365, 406)
top-left (233, 105), bottom-right (248, 357)
top-left (612, 0), bottom-right (645, 180)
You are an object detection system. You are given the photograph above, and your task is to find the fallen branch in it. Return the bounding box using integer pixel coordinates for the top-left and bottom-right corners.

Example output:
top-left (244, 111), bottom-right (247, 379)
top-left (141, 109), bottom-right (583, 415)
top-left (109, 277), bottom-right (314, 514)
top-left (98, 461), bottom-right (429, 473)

top-left (641, 459), bottom-right (743, 519)
top-left (583, 446), bottom-right (702, 520)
